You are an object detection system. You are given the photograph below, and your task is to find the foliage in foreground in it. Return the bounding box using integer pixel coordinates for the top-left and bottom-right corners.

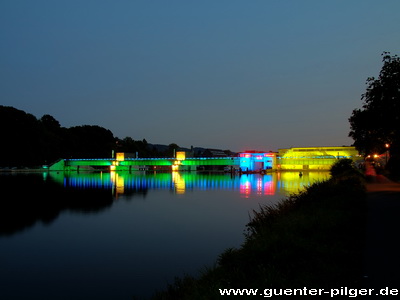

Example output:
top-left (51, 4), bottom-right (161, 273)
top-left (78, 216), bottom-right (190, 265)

top-left (329, 158), bottom-right (362, 178)
top-left (150, 171), bottom-right (366, 299)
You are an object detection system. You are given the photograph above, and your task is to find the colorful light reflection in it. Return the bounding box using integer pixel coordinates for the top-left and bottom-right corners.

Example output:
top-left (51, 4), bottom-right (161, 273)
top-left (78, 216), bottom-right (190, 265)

top-left (51, 171), bottom-right (329, 198)
top-left (239, 175), bottom-right (276, 198)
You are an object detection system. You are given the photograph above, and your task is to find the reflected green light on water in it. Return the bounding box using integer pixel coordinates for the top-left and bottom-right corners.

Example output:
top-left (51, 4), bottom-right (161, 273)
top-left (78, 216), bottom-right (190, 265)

top-left (49, 171), bottom-right (331, 197)
top-left (0, 170), bottom-right (331, 300)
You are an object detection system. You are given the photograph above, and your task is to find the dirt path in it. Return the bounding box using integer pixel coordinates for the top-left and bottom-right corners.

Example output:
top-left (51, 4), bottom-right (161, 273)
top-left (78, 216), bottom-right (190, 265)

top-left (363, 170), bottom-right (400, 292)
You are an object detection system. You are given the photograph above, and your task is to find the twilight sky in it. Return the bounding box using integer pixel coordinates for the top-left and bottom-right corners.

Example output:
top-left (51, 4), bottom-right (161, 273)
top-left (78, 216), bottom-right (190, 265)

top-left (1, 0), bottom-right (400, 152)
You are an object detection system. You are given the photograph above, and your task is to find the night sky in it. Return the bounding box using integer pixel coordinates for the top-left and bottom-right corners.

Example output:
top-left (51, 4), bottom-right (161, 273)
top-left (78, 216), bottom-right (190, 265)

top-left (1, 0), bottom-right (400, 152)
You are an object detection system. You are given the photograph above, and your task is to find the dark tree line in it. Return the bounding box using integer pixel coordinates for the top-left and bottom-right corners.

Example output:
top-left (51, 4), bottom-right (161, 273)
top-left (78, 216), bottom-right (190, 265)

top-left (0, 106), bottom-right (170, 167)
top-left (115, 138), bottom-right (181, 158)
top-left (349, 52), bottom-right (400, 172)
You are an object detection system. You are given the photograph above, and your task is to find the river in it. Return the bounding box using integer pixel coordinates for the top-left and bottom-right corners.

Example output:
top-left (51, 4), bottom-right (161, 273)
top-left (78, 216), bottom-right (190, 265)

top-left (0, 171), bottom-right (329, 299)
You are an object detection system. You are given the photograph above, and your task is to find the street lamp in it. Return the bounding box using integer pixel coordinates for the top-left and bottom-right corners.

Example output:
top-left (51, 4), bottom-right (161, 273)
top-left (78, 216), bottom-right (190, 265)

top-left (385, 143), bottom-right (390, 165)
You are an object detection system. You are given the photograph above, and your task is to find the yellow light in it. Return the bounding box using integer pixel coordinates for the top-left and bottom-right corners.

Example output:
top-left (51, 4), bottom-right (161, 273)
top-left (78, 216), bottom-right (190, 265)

top-left (172, 172), bottom-right (185, 194)
top-left (110, 172), bottom-right (125, 197)
top-left (116, 152), bottom-right (125, 161)
top-left (373, 154), bottom-right (379, 158)
top-left (116, 173), bottom-right (124, 194)
top-left (176, 151), bottom-right (186, 161)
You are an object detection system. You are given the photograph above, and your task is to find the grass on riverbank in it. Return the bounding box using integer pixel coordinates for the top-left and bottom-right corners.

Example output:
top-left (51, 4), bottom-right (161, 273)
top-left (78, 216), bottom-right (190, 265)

top-left (150, 168), bottom-right (367, 299)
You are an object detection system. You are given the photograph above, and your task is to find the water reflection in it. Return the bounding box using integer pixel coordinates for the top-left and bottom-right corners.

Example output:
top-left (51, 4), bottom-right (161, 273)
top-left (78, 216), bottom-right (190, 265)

top-left (0, 173), bottom-right (115, 236)
top-left (172, 172), bottom-right (185, 194)
top-left (0, 171), bottom-right (330, 299)
top-left (276, 171), bottom-right (330, 194)
top-left (0, 171), bottom-right (330, 237)
top-left (240, 175), bottom-right (275, 197)
top-left (50, 171), bottom-right (330, 198)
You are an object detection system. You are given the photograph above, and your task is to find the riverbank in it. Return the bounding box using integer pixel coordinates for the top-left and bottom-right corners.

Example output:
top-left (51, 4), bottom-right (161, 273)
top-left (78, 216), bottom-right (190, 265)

top-left (149, 169), bottom-right (367, 299)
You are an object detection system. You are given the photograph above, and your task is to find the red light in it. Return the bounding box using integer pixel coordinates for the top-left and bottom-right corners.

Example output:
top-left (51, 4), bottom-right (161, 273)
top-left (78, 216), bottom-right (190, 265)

top-left (264, 181), bottom-right (275, 195)
top-left (240, 181), bottom-right (251, 198)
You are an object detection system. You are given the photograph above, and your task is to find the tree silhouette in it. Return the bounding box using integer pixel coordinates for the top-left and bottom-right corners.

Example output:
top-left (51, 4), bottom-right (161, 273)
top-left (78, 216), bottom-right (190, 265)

top-left (349, 52), bottom-right (400, 170)
top-left (0, 105), bottom-right (201, 166)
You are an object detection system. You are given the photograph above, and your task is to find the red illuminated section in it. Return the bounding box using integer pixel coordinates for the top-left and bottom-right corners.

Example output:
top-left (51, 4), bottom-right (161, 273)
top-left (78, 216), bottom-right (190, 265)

top-left (240, 177), bottom-right (276, 197)
top-left (263, 181), bottom-right (275, 195)
top-left (240, 180), bottom-right (251, 198)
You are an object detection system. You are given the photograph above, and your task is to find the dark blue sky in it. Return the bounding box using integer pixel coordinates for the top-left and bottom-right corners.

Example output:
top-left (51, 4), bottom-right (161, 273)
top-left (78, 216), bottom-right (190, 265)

top-left (1, 0), bottom-right (399, 151)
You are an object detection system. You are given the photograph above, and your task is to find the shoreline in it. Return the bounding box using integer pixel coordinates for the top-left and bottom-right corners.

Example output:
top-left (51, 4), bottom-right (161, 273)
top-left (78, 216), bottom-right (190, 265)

top-left (149, 169), bottom-right (367, 299)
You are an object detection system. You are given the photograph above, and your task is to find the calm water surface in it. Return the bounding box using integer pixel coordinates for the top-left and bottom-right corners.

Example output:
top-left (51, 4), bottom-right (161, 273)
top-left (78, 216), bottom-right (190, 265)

top-left (0, 171), bottom-right (329, 299)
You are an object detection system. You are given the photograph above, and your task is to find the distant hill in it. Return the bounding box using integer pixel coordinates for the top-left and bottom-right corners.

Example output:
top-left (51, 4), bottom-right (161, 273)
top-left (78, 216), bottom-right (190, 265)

top-left (148, 144), bottom-right (236, 157)
top-left (147, 144), bottom-right (206, 157)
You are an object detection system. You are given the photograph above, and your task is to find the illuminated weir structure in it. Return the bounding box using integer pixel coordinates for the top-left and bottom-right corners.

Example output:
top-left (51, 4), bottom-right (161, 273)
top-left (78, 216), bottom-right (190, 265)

top-left (48, 147), bottom-right (360, 172)
top-left (50, 152), bottom-right (241, 172)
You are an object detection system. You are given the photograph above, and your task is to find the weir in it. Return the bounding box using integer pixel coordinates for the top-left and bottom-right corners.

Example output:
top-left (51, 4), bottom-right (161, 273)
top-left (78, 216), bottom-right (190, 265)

top-left (49, 156), bottom-right (241, 172)
top-left (48, 146), bottom-right (360, 172)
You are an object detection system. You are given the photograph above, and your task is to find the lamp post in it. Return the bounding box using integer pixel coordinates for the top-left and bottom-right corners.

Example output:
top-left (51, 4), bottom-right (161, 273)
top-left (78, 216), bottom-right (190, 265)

top-left (385, 143), bottom-right (390, 165)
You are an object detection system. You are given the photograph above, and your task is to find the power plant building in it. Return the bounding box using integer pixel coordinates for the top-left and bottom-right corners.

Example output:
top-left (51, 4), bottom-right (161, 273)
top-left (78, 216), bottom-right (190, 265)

top-left (276, 146), bottom-right (360, 171)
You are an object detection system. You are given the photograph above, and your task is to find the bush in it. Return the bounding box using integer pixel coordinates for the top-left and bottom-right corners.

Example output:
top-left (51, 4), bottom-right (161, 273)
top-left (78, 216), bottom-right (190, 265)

top-left (330, 158), bottom-right (362, 179)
